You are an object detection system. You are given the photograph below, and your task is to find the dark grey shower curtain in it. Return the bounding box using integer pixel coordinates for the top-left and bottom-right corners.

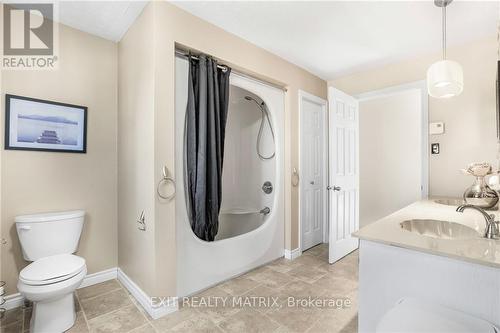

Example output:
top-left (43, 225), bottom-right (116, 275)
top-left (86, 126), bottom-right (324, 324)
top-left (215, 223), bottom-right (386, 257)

top-left (185, 54), bottom-right (231, 241)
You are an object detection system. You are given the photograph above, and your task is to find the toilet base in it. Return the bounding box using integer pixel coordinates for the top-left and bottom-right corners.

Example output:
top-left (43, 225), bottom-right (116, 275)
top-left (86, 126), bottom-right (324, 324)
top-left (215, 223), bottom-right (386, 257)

top-left (30, 292), bottom-right (76, 333)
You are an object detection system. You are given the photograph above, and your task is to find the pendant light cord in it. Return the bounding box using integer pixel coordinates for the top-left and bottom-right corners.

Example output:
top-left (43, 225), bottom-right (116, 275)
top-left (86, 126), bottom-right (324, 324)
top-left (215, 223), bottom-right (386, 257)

top-left (442, 5), bottom-right (447, 60)
top-left (497, 3), bottom-right (500, 147)
top-left (497, 2), bottom-right (500, 61)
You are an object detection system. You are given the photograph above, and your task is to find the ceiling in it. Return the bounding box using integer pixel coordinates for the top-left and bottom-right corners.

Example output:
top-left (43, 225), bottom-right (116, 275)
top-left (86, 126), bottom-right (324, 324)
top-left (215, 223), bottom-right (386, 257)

top-left (50, 1), bottom-right (498, 80)
top-left (57, 1), bottom-right (148, 42)
top-left (172, 1), bottom-right (499, 80)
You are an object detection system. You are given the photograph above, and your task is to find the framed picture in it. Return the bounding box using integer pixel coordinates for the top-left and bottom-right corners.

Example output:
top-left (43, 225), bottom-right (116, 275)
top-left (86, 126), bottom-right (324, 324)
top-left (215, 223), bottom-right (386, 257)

top-left (5, 94), bottom-right (87, 153)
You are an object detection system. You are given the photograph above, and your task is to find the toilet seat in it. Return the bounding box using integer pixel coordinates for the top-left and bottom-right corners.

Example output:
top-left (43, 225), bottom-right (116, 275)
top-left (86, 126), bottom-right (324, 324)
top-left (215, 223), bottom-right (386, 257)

top-left (20, 254), bottom-right (86, 286)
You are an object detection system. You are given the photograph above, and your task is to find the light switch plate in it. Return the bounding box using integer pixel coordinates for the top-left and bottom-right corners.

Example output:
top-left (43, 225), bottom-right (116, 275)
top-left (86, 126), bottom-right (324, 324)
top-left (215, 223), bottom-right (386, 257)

top-left (429, 122), bottom-right (445, 135)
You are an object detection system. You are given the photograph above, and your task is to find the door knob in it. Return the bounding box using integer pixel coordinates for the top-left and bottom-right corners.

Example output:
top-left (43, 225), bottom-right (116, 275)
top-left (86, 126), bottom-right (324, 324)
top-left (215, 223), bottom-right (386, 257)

top-left (327, 186), bottom-right (342, 191)
top-left (310, 181), bottom-right (315, 185)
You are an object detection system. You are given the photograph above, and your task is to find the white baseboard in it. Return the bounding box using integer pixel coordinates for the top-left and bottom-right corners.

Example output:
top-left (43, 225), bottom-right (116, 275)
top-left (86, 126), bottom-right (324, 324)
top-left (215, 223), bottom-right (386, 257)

top-left (3, 267), bottom-right (118, 310)
top-left (3, 266), bottom-right (177, 320)
top-left (284, 248), bottom-right (302, 260)
top-left (117, 268), bottom-right (178, 320)
top-left (79, 267), bottom-right (117, 289)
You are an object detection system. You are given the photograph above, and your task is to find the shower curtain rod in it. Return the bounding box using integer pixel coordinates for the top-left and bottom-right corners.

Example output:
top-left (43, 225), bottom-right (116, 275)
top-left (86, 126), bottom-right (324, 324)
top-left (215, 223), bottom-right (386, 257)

top-left (175, 50), bottom-right (229, 72)
top-left (175, 49), bottom-right (288, 92)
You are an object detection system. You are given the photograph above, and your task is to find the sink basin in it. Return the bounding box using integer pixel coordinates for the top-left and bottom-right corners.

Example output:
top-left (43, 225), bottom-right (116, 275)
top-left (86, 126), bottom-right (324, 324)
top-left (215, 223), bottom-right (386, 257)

top-left (400, 219), bottom-right (480, 240)
top-left (434, 198), bottom-right (465, 206)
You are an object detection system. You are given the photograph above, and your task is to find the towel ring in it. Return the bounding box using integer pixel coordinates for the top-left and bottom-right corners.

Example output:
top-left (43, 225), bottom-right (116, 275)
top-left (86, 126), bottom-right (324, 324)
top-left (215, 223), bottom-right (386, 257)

top-left (157, 166), bottom-right (176, 200)
top-left (292, 167), bottom-right (300, 187)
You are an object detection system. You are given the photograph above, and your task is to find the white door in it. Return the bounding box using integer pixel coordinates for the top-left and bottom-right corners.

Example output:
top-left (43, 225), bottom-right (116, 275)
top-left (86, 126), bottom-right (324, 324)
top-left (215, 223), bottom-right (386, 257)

top-left (300, 92), bottom-right (327, 251)
top-left (328, 87), bottom-right (359, 264)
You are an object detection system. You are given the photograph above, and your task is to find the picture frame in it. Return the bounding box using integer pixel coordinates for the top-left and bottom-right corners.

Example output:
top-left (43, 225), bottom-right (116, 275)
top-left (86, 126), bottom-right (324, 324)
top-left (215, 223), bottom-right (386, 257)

top-left (5, 94), bottom-right (87, 153)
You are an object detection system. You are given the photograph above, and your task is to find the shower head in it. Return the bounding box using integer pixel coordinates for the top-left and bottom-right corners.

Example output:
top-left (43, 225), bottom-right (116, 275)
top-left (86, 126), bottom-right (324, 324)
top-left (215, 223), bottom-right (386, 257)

top-left (244, 95), bottom-right (264, 106)
top-left (244, 94), bottom-right (276, 160)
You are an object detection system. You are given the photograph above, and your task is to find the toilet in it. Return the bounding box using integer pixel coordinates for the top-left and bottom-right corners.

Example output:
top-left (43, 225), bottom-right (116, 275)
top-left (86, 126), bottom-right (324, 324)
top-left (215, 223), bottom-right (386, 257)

top-left (16, 210), bottom-right (87, 333)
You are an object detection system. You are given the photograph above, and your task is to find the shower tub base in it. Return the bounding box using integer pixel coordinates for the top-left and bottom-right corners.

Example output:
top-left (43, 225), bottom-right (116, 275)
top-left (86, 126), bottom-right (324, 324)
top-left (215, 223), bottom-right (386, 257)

top-left (175, 57), bottom-right (285, 297)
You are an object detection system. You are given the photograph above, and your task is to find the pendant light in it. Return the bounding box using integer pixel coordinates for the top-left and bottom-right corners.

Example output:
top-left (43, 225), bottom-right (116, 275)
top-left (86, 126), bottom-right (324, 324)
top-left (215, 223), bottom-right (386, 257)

top-left (427, 0), bottom-right (463, 98)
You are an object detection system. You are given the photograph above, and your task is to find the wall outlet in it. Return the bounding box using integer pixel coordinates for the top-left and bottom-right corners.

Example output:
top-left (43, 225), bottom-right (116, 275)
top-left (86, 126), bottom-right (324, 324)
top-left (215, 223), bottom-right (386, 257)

top-left (431, 143), bottom-right (440, 154)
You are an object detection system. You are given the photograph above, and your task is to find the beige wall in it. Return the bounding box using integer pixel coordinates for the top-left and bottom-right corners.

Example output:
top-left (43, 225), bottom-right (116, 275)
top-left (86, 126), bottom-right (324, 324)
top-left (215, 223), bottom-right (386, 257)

top-left (0, 24), bottom-right (118, 294)
top-left (331, 37), bottom-right (498, 197)
top-left (359, 90), bottom-right (422, 228)
top-left (155, 0), bottom-right (327, 252)
top-left (118, 1), bottom-right (327, 297)
top-left (117, 3), bottom-right (157, 296)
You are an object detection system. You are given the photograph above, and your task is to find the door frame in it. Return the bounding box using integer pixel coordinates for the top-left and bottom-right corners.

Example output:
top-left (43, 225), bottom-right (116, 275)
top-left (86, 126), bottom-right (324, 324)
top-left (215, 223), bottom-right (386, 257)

top-left (355, 80), bottom-right (430, 198)
top-left (298, 90), bottom-right (329, 254)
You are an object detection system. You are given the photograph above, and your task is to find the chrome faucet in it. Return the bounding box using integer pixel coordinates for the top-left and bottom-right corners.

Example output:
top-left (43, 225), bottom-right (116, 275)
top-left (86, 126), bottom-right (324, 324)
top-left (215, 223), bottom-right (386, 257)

top-left (456, 204), bottom-right (499, 239)
top-left (260, 207), bottom-right (271, 215)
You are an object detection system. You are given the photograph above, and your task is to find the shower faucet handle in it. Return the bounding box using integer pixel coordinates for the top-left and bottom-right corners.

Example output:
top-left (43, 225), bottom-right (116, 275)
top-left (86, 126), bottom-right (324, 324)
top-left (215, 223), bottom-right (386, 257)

top-left (260, 207), bottom-right (271, 215)
top-left (262, 181), bottom-right (273, 194)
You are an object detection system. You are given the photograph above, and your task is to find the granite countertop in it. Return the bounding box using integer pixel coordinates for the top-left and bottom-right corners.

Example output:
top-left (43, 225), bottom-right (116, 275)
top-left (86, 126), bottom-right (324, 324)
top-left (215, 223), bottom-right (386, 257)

top-left (353, 198), bottom-right (500, 268)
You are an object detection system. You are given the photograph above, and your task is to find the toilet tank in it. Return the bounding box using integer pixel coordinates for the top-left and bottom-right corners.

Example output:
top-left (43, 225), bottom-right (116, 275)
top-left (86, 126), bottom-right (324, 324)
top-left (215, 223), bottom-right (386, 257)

top-left (15, 210), bottom-right (85, 261)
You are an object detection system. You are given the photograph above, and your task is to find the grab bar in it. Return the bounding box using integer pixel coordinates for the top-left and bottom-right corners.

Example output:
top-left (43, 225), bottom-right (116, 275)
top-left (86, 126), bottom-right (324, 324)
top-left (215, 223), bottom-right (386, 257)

top-left (220, 207), bottom-right (270, 215)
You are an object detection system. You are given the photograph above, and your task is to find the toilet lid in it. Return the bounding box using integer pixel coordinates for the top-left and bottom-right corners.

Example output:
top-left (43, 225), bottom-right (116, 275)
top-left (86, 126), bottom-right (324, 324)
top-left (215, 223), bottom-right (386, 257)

top-left (20, 254), bottom-right (86, 286)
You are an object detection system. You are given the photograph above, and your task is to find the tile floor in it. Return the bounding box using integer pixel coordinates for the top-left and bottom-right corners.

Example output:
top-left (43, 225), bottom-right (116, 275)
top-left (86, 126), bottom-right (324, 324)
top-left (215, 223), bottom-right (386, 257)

top-left (0, 244), bottom-right (358, 333)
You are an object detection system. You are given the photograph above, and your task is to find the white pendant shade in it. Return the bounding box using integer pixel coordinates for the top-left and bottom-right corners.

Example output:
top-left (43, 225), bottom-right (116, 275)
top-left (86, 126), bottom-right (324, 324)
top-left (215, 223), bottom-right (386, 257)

top-left (427, 60), bottom-right (464, 98)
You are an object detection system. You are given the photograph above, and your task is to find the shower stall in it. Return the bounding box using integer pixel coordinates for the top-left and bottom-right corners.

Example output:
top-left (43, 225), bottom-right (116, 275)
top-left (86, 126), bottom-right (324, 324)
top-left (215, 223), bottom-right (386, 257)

top-left (175, 56), bottom-right (285, 296)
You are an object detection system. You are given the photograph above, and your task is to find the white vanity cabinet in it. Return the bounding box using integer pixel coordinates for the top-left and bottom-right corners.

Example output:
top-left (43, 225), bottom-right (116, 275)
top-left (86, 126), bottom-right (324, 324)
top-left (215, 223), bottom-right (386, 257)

top-left (358, 240), bottom-right (500, 331)
top-left (354, 200), bottom-right (500, 331)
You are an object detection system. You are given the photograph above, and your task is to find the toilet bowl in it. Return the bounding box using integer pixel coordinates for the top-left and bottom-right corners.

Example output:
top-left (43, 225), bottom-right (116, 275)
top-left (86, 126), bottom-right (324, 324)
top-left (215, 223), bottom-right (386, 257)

top-left (15, 210), bottom-right (86, 333)
top-left (18, 254), bottom-right (87, 333)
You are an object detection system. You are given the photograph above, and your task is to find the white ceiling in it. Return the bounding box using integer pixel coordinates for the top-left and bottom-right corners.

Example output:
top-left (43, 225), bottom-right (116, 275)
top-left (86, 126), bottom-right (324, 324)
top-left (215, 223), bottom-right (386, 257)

top-left (57, 1), bottom-right (148, 42)
top-left (172, 1), bottom-right (499, 80)
top-left (48, 1), bottom-right (498, 80)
